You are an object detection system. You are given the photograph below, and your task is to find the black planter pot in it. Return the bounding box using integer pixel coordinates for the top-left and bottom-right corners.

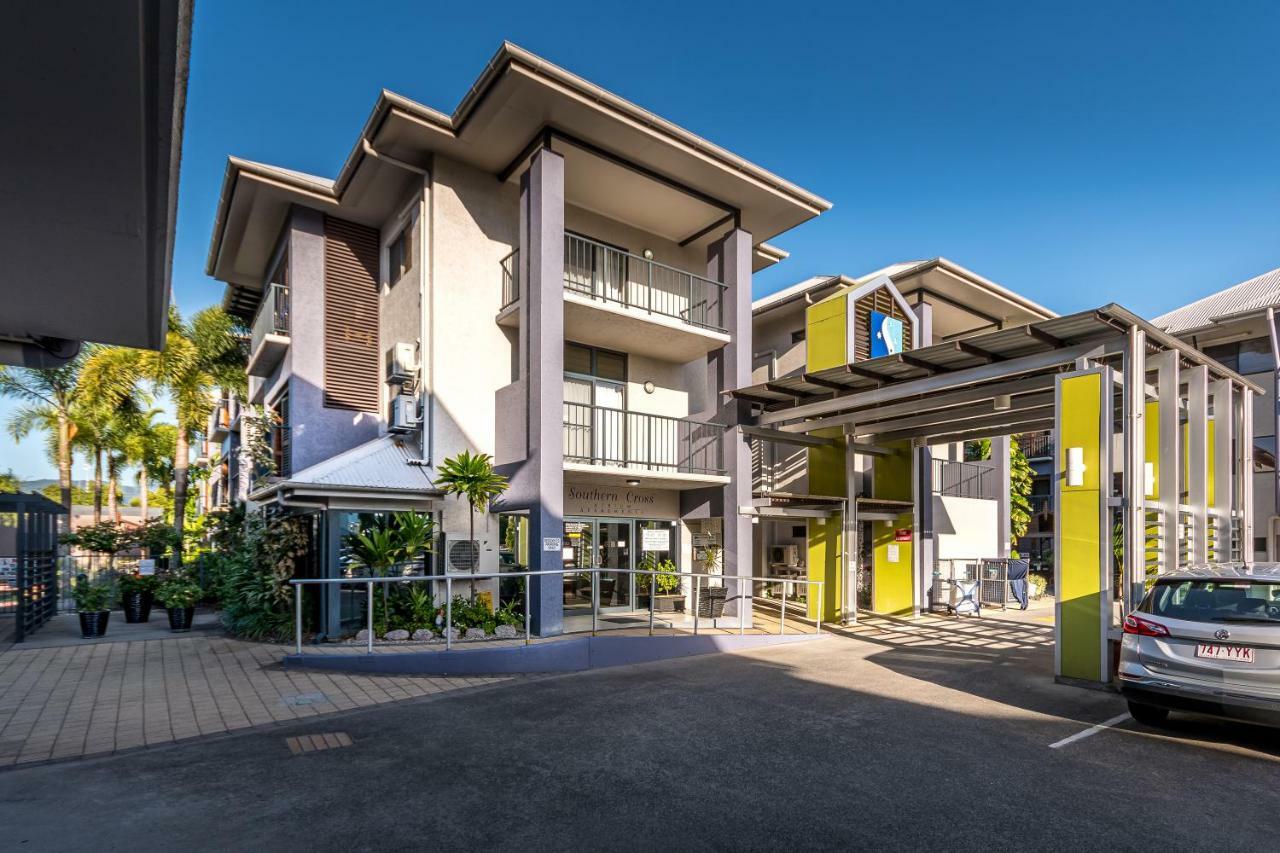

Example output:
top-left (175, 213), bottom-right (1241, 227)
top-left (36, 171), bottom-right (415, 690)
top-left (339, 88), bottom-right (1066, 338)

top-left (122, 590), bottom-right (153, 623)
top-left (167, 607), bottom-right (195, 632)
top-left (79, 610), bottom-right (110, 639)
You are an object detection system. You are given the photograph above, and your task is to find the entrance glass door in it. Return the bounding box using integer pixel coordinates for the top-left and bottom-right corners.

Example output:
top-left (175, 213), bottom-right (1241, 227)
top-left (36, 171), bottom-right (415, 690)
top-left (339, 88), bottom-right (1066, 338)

top-left (563, 518), bottom-right (635, 614)
top-left (596, 521), bottom-right (632, 610)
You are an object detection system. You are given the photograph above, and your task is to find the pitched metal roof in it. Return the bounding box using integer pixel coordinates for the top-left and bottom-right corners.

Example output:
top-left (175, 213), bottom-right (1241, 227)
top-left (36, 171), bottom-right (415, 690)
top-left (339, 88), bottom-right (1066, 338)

top-left (1153, 266), bottom-right (1280, 335)
top-left (274, 435), bottom-right (439, 494)
top-left (732, 303), bottom-right (1263, 415)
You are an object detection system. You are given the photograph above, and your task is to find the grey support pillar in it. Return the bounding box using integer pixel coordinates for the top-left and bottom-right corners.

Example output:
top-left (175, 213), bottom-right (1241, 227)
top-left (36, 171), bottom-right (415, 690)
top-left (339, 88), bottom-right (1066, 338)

top-left (1241, 389), bottom-right (1255, 562)
top-left (992, 435), bottom-right (1012, 557)
top-left (1121, 327), bottom-right (1146, 613)
top-left (1186, 365), bottom-right (1209, 564)
top-left (1152, 351), bottom-right (1180, 575)
top-left (520, 147), bottom-right (566, 636)
top-left (1210, 379), bottom-right (1233, 561)
top-left (911, 301), bottom-right (933, 348)
top-left (916, 443), bottom-right (936, 610)
top-left (708, 228), bottom-right (753, 622)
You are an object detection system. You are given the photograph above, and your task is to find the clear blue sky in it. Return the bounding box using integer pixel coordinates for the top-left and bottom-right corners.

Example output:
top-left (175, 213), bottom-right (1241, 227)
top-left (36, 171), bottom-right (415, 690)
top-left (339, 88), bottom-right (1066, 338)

top-left (5, 0), bottom-right (1280, 480)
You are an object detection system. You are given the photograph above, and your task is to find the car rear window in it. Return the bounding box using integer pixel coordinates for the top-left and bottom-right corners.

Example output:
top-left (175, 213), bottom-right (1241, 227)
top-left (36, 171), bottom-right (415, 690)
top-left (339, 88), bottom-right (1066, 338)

top-left (1142, 579), bottom-right (1280, 624)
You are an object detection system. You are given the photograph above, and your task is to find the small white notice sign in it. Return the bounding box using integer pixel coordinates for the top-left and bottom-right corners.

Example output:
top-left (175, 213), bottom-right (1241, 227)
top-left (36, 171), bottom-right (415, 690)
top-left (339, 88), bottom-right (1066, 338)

top-left (641, 529), bottom-right (670, 552)
top-left (542, 537), bottom-right (562, 552)
top-left (886, 544), bottom-right (900, 564)
top-left (138, 559), bottom-right (156, 576)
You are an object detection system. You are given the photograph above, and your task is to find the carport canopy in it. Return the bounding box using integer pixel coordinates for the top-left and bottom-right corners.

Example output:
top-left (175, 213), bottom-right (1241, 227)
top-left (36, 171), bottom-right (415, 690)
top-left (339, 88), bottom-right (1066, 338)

top-left (732, 304), bottom-right (1261, 443)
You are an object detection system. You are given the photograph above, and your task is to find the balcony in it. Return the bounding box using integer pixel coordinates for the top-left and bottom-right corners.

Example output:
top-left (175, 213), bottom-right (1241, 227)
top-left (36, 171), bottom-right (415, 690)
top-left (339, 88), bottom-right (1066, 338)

top-left (207, 398), bottom-right (232, 441)
top-left (1019, 432), bottom-right (1053, 459)
top-left (248, 283), bottom-right (290, 378)
top-left (497, 236), bottom-right (732, 362)
top-left (931, 458), bottom-right (999, 500)
top-left (563, 403), bottom-right (727, 484)
top-left (254, 424), bottom-right (291, 482)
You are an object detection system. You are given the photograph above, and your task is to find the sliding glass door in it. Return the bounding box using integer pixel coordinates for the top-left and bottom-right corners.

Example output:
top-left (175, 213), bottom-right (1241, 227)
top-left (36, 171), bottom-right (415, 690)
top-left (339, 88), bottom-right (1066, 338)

top-left (563, 518), bottom-right (635, 613)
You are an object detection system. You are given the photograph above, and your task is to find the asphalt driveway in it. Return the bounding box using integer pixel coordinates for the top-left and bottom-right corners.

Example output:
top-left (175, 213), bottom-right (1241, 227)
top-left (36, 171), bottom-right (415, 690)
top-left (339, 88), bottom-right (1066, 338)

top-left (2, 616), bottom-right (1276, 852)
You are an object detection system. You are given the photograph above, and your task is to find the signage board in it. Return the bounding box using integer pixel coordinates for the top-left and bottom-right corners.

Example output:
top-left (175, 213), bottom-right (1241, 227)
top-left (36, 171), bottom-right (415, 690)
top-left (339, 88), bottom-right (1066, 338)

top-left (641, 528), bottom-right (671, 552)
top-left (542, 537), bottom-right (562, 552)
top-left (869, 310), bottom-right (904, 357)
top-left (894, 528), bottom-right (912, 542)
top-left (886, 544), bottom-right (900, 563)
top-left (564, 485), bottom-right (678, 519)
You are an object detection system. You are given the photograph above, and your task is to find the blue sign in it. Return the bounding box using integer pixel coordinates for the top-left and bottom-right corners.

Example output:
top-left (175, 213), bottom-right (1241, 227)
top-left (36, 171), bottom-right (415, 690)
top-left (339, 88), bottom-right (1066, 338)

top-left (870, 310), bottom-right (904, 357)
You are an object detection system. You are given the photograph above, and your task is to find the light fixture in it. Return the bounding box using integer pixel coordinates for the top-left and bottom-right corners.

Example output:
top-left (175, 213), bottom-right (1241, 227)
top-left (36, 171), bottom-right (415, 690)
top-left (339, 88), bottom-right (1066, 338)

top-left (993, 394), bottom-right (1012, 411)
top-left (1066, 447), bottom-right (1086, 487)
top-left (643, 381), bottom-right (655, 394)
top-left (642, 248), bottom-right (654, 260)
top-left (626, 479), bottom-right (641, 487)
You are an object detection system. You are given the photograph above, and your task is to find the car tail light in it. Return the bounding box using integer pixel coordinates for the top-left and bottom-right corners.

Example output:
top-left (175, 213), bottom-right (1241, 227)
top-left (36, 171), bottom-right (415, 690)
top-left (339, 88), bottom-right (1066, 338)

top-left (1123, 614), bottom-right (1170, 637)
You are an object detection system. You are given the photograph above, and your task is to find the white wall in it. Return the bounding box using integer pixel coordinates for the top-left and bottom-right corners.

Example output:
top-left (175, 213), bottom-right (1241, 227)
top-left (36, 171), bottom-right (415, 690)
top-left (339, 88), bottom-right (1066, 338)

top-left (933, 495), bottom-right (999, 560)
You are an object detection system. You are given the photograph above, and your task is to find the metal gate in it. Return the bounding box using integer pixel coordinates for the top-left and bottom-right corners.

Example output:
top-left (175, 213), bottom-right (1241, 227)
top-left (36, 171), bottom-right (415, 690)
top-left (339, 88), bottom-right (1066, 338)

top-left (0, 492), bottom-right (67, 643)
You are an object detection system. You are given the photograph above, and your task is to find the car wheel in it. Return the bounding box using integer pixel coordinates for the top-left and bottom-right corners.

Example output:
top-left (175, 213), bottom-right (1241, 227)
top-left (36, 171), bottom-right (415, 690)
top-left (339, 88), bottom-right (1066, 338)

top-left (1127, 700), bottom-right (1169, 727)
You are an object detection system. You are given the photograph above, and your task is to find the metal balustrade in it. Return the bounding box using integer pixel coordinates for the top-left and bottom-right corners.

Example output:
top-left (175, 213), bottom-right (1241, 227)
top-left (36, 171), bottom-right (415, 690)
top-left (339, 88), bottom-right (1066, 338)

top-left (500, 249), bottom-right (519, 310)
top-left (250, 283), bottom-right (290, 353)
top-left (931, 458), bottom-right (998, 499)
top-left (563, 234), bottom-right (727, 332)
top-left (563, 403), bottom-right (726, 475)
top-left (290, 567), bottom-right (825, 654)
top-left (1018, 432), bottom-right (1054, 459)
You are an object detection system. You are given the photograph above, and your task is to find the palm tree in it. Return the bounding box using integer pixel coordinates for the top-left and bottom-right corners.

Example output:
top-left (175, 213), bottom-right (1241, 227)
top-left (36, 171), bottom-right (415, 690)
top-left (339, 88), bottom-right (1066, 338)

top-left (0, 353), bottom-right (87, 523)
top-left (436, 451), bottom-right (508, 599)
top-left (81, 307), bottom-right (246, 551)
top-left (122, 411), bottom-right (172, 524)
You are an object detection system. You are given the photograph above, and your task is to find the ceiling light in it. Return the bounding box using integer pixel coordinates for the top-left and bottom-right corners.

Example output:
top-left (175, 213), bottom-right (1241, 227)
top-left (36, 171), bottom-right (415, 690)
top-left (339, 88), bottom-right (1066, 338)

top-left (626, 479), bottom-right (641, 487)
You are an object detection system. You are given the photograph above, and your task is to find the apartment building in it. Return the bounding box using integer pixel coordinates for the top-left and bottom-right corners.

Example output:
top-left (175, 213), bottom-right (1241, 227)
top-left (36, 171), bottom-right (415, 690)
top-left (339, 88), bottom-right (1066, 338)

top-left (747, 259), bottom-right (1055, 613)
top-left (206, 43), bottom-right (830, 637)
top-left (1154, 265), bottom-right (1280, 561)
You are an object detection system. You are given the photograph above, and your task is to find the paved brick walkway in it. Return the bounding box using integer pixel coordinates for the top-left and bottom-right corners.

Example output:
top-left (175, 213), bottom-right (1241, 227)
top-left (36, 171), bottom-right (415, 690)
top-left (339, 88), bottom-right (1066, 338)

top-left (0, 634), bottom-right (518, 768)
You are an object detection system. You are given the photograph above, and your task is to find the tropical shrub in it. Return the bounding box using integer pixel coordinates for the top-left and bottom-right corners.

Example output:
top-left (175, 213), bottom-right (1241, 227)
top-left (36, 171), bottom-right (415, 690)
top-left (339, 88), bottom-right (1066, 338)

top-left (206, 510), bottom-right (309, 641)
top-left (117, 571), bottom-right (157, 597)
top-left (156, 573), bottom-right (202, 609)
top-left (636, 556), bottom-right (680, 595)
top-left (71, 578), bottom-right (111, 612)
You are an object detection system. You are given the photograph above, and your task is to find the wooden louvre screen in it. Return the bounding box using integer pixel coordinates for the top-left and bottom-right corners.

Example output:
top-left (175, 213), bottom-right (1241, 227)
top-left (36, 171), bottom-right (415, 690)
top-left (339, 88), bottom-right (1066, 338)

top-left (852, 286), bottom-right (912, 361)
top-left (323, 216), bottom-right (380, 412)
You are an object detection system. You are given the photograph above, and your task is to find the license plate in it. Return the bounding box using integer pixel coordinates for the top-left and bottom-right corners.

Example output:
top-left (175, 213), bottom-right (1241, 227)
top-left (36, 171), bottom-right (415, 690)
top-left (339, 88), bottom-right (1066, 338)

top-left (1195, 643), bottom-right (1255, 663)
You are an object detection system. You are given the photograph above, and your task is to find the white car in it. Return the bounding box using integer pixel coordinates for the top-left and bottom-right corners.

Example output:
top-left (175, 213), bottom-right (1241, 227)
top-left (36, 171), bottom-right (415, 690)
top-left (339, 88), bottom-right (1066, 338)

top-left (1118, 565), bottom-right (1280, 728)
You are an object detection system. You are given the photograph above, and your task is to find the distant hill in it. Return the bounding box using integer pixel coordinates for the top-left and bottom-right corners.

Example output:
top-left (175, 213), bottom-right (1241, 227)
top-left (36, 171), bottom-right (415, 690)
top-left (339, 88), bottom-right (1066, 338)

top-left (21, 479), bottom-right (141, 502)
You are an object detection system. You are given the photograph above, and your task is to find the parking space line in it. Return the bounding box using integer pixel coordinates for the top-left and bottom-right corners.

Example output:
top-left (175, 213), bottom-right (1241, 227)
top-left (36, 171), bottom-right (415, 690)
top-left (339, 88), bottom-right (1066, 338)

top-left (1049, 713), bottom-right (1131, 749)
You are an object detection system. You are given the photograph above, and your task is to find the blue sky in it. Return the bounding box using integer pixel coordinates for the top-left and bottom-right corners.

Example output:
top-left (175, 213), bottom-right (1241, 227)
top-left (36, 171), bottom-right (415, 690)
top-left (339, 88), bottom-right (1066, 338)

top-left (5, 0), bottom-right (1280, 480)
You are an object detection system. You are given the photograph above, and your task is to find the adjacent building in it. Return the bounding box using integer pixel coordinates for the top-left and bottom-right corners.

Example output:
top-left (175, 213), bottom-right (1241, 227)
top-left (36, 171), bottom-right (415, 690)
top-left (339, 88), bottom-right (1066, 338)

top-left (1154, 266), bottom-right (1280, 561)
top-left (206, 43), bottom-right (830, 637)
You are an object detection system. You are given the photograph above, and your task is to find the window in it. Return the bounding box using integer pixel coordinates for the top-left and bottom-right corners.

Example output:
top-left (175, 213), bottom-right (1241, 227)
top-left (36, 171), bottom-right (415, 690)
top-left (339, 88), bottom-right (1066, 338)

top-left (1201, 337), bottom-right (1275, 375)
top-left (564, 343), bottom-right (627, 383)
top-left (1255, 436), bottom-right (1276, 473)
top-left (791, 329), bottom-right (806, 344)
top-left (388, 223), bottom-right (413, 284)
top-left (1140, 578), bottom-right (1280, 623)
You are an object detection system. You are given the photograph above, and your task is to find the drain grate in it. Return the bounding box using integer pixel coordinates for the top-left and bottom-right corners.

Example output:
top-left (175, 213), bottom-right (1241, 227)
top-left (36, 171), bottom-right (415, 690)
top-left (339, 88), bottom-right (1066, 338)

top-left (286, 732), bottom-right (353, 755)
top-left (281, 691), bottom-right (330, 707)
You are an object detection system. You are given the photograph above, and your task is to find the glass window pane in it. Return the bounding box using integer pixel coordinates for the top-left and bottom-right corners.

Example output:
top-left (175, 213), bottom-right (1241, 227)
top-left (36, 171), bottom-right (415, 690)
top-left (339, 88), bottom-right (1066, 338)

top-left (565, 343), bottom-right (592, 376)
top-left (1237, 337), bottom-right (1274, 374)
top-left (596, 350), bottom-right (626, 382)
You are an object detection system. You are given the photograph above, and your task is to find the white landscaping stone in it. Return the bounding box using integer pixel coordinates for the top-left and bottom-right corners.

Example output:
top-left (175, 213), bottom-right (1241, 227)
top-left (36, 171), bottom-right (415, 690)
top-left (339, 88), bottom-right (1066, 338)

top-left (494, 624), bottom-right (519, 639)
top-left (463, 627), bottom-right (488, 640)
top-left (383, 629), bottom-right (410, 641)
top-left (442, 627), bottom-right (462, 641)
top-left (354, 629), bottom-right (370, 643)
top-left (411, 629), bottom-right (435, 641)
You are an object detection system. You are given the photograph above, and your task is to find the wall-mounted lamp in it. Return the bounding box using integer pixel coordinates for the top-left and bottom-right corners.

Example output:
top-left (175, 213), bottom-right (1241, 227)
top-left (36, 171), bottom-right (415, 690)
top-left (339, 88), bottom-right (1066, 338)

top-left (993, 394), bottom-right (1012, 411)
top-left (643, 381), bottom-right (655, 394)
top-left (1144, 462), bottom-right (1156, 498)
top-left (626, 479), bottom-right (641, 487)
top-left (642, 249), bottom-right (654, 260)
top-left (1066, 447), bottom-right (1086, 487)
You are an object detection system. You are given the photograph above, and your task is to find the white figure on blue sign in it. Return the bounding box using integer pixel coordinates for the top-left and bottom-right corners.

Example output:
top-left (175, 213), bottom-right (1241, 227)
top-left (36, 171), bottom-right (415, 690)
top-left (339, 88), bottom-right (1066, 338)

top-left (870, 310), bottom-right (904, 357)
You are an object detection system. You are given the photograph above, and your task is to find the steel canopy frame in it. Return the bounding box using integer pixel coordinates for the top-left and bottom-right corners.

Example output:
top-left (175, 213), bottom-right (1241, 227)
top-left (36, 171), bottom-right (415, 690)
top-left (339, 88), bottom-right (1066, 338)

top-left (733, 303), bottom-right (1263, 683)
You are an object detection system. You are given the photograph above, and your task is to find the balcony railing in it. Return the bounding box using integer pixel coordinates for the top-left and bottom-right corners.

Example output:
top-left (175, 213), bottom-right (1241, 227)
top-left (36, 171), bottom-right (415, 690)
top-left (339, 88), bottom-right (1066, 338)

top-left (1018, 432), bottom-right (1053, 459)
top-left (250, 283), bottom-right (290, 355)
top-left (563, 403), bottom-right (726, 476)
top-left (563, 234), bottom-right (726, 333)
top-left (932, 458), bottom-right (998, 500)
top-left (500, 249), bottom-right (519, 310)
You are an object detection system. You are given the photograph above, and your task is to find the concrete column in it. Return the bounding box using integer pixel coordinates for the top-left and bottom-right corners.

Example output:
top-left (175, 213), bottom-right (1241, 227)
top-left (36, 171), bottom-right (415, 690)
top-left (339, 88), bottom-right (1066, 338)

top-left (992, 435), bottom-right (1012, 557)
top-left (1121, 327), bottom-right (1146, 612)
top-left (1153, 350), bottom-right (1180, 574)
top-left (707, 228), bottom-right (753, 621)
top-left (916, 444), bottom-right (935, 612)
top-left (1186, 366), bottom-right (1209, 564)
top-left (910, 301), bottom-right (933, 349)
top-left (520, 148), bottom-right (565, 636)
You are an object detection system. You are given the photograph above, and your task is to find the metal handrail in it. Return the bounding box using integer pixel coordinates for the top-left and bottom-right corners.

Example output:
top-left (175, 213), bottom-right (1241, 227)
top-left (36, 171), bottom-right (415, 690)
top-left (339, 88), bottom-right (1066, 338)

top-left (250, 282), bottom-right (290, 356)
top-left (563, 233), bottom-right (727, 332)
top-left (289, 567), bottom-right (824, 656)
top-left (563, 402), bottom-right (726, 475)
top-left (931, 458), bottom-right (998, 500)
top-left (499, 249), bottom-right (519, 310)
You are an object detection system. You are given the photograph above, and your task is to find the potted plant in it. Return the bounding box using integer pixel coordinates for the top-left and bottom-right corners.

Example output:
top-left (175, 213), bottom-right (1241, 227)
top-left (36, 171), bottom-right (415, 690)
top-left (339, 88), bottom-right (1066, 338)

top-left (156, 573), bottom-right (202, 632)
top-left (637, 557), bottom-right (684, 613)
top-left (72, 578), bottom-right (112, 639)
top-left (117, 571), bottom-right (157, 623)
